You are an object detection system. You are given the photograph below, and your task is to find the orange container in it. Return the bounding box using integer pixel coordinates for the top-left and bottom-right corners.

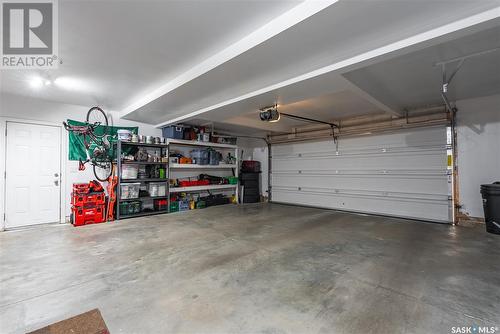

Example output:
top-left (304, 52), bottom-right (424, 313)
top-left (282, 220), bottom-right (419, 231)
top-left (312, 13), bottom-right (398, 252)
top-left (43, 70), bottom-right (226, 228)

top-left (179, 157), bottom-right (192, 164)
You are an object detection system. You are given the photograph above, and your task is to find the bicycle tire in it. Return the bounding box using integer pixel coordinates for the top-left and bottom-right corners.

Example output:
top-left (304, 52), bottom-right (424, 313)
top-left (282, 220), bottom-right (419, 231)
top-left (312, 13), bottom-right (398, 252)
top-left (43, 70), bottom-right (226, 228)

top-left (86, 107), bottom-right (108, 138)
top-left (93, 162), bottom-right (112, 182)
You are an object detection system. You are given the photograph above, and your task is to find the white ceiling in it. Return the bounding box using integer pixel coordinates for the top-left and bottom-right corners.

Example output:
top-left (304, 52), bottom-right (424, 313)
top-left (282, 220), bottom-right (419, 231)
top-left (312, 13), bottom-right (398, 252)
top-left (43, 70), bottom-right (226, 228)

top-left (0, 0), bottom-right (300, 108)
top-left (122, 0), bottom-right (500, 125)
top-left (185, 76), bottom-right (387, 134)
top-left (1, 0), bottom-right (499, 137)
top-left (185, 22), bottom-right (500, 135)
top-left (343, 26), bottom-right (500, 111)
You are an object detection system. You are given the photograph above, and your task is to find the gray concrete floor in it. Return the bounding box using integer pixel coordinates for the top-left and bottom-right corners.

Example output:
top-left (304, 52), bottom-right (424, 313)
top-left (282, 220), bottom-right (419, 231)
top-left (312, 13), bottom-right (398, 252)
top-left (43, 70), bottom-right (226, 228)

top-left (1, 203), bottom-right (499, 334)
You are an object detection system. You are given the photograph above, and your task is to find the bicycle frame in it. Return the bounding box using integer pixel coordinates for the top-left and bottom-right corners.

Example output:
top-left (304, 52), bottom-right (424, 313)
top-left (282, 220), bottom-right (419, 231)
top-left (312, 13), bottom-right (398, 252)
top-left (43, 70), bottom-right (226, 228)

top-left (64, 120), bottom-right (113, 176)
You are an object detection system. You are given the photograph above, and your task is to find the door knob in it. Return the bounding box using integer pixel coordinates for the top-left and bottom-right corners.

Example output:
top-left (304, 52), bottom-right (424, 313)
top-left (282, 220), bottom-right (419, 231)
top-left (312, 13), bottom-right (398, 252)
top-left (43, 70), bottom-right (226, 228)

top-left (54, 180), bottom-right (59, 186)
top-left (54, 173), bottom-right (59, 177)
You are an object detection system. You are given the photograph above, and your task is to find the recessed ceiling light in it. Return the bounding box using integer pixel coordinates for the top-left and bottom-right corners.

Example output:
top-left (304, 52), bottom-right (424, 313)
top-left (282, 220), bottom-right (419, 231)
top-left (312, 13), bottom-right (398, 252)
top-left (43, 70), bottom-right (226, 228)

top-left (29, 77), bottom-right (44, 89)
top-left (54, 77), bottom-right (87, 91)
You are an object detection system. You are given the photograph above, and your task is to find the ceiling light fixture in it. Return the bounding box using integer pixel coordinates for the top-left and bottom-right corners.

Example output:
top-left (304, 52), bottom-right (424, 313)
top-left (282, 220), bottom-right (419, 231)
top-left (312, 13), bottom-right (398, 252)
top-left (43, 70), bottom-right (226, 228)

top-left (29, 77), bottom-right (45, 89)
top-left (54, 77), bottom-right (87, 91)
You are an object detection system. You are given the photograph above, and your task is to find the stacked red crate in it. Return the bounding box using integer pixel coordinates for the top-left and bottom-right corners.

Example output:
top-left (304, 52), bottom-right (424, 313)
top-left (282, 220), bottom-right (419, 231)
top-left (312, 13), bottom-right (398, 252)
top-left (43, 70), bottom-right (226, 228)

top-left (71, 182), bottom-right (106, 227)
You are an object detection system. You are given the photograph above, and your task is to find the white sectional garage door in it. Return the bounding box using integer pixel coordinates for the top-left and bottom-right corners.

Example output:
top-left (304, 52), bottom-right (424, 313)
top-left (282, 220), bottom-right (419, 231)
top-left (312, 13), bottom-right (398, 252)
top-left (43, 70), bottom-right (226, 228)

top-left (271, 126), bottom-right (451, 223)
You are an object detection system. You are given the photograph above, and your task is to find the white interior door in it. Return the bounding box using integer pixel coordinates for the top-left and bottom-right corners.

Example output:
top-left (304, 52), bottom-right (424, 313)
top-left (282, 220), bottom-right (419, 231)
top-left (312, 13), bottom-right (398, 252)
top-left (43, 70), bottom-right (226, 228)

top-left (5, 122), bottom-right (61, 228)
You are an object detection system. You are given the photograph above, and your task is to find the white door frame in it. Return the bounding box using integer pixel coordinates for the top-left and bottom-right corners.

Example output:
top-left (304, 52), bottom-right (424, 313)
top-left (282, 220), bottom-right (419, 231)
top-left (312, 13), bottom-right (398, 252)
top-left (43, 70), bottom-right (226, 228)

top-left (0, 117), bottom-right (67, 231)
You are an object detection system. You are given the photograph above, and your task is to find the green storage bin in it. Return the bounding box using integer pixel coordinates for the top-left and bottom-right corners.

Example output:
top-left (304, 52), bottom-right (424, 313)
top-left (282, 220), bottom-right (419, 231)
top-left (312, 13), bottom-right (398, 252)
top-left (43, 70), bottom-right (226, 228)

top-left (119, 202), bottom-right (129, 215)
top-left (170, 201), bottom-right (179, 212)
top-left (196, 200), bottom-right (206, 209)
top-left (227, 176), bottom-right (238, 185)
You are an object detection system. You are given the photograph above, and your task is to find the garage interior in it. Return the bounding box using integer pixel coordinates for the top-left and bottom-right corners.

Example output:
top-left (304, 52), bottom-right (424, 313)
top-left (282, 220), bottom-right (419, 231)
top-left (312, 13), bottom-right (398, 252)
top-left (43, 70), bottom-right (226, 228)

top-left (0, 1), bottom-right (499, 333)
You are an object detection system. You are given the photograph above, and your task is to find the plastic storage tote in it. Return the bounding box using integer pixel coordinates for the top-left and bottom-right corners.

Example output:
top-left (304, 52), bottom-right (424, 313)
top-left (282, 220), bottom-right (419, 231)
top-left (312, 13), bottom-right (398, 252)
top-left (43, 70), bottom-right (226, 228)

top-left (170, 201), bottom-right (179, 212)
top-left (190, 149), bottom-right (209, 165)
top-left (241, 160), bottom-right (261, 172)
top-left (162, 126), bottom-right (184, 139)
top-left (179, 200), bottom-right (190, 211)
top-left (148, 182), bottom-right (166, 197)
top-left (119, 201), bottom-right (141, 216)
top-left (209, 149), bottom-right (221, 165)
top-left (154, 199), bottom-right (168, 211)
top-left (120, 183), bottom-right (140, 199)
top-left (121, 165), bottom-right (139, 179)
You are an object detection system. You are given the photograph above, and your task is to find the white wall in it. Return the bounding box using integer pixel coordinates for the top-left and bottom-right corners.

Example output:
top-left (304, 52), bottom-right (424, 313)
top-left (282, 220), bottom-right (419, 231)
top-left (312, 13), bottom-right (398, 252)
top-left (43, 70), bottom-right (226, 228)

top-left (456, 94), bottom-right (500, 219)
top-left (0, 92), bottom-right (161, 229)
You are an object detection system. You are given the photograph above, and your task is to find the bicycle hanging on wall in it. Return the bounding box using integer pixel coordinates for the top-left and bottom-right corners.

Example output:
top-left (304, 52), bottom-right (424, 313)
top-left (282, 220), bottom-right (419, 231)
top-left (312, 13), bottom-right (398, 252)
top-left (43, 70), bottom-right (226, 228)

top-left (63, 106), bottom-right (114, 181)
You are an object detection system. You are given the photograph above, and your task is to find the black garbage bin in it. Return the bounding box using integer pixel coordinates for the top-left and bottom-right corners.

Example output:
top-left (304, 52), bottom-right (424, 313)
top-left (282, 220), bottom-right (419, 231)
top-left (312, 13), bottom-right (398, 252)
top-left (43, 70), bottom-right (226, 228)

top-left (480, 182), bottom-right (500, 235)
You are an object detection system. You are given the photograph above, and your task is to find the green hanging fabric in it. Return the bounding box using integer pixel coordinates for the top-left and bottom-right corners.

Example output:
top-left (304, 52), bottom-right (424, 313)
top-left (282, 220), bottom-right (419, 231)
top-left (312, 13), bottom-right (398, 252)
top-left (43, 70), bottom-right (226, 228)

top-left (66, 119), bottom-right (138, 161)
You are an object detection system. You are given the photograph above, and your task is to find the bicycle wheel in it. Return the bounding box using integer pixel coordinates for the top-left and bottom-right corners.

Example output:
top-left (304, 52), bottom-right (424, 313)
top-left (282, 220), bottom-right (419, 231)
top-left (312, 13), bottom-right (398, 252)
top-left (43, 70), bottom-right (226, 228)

top-left (93, 161), bottom-right (112, 182)
top-left (87, 107), bottom-right (108, 139)
top-left (87, 106), bottom-right (107, 125)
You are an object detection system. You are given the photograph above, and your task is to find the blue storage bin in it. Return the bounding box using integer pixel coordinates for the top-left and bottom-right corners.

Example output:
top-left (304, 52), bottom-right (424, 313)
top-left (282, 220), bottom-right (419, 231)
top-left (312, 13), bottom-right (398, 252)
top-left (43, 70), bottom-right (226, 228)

top-left (209, 149), bottom-right (220, 165)
top-left (179, 200), bottom-right (190, 211)
top-left (190, 149), bottom-right (209, 165)
top-left (162, 126), bottom-right (184, 139)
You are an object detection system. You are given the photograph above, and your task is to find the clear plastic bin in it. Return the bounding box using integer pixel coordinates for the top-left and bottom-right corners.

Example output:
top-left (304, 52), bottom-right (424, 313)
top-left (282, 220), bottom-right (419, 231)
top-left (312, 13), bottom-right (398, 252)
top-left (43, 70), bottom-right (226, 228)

top-left (148, 182), bottom-right (166, 197)
top-left (121, 165), bottom-right (139, 179)
top-left (120, 183), bottom-right (140, 199)
top-left (190, 149), bottom-right (209, 165)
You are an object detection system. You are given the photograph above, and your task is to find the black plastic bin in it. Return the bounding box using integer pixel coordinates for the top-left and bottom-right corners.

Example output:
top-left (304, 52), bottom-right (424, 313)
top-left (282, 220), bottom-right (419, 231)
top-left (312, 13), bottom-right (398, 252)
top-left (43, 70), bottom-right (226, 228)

top-left (480, 182), bottom-right (500, 235)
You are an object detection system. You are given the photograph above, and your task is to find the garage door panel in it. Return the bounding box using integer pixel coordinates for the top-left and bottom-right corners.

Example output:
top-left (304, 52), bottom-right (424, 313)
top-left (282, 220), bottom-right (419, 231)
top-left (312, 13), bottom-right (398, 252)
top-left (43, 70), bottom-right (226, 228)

top-left (273, 127), bottom-right (446, 153)
top-left (271, 127), bottom-right (451, 222)
top-left (272, 151), bottom-right (446, 171)
top-left (271, 174), bottom-right (448, 194)
top-left (272, 190), bottom-right (450, 222)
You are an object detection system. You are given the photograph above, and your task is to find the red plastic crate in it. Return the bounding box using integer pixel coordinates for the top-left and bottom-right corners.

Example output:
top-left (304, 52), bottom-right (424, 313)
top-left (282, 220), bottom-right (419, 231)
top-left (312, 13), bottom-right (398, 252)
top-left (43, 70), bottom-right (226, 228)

top-left (72, 181), bottom-right (104, 194)
top-left (72, 183), bottom-right (91, 194)
top-left (72, 192), bottom-right (105, 207)
top-left (154, 199), bottom-right (168, 211)
top-left (72, 205), bottom-right (106, 226)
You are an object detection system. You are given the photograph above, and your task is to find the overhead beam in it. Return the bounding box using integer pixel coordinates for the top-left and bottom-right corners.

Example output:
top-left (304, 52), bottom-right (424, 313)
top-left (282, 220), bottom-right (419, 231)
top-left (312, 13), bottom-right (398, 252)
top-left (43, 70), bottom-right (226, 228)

top-left (155, 6), bottom-right (500, 128)
top-left (119, 0), bottom-right (338, 118)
